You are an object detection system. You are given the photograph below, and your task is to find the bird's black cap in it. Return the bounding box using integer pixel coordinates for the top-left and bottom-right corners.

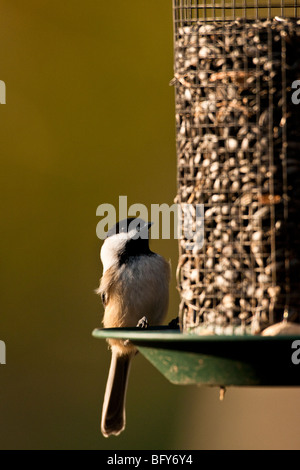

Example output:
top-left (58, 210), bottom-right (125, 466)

top-left (106, 217), bottom-right (152, 240)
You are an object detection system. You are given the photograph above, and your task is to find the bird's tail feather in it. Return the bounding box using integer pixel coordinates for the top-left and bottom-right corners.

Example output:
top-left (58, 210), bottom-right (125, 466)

top-left (101, 350), bottom-right (131, 437)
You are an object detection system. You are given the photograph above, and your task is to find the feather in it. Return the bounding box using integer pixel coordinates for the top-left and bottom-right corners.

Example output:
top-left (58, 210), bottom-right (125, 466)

top-left (101, 349), bottom-right (132, 437)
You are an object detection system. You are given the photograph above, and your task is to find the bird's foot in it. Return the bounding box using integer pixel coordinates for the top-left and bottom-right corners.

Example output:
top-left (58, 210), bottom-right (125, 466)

top-left (168, 316), bottom-right (180, 329)
top-left (136, 316), bottom-right (149, 329)
top-left (123, 317), bottom-right (149, 347)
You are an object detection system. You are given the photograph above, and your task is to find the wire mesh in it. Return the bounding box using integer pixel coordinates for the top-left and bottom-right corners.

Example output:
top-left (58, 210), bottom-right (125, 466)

top-left (173, 0), bottom-right (300, 24)
top-left (173, 2), bottom-right (300, 334)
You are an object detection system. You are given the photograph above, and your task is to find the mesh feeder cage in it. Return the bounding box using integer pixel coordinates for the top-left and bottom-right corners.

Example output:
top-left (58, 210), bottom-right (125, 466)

top-left (174, 0), bottom-right (300, 335)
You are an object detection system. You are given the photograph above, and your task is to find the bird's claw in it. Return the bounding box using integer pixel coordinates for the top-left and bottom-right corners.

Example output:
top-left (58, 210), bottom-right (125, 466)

top-left (123, 316), bottom-right (149, 347)
top-left (136, 316), bottom-right (149, 329)
top-left (168, 316), bottom-right (180, 329)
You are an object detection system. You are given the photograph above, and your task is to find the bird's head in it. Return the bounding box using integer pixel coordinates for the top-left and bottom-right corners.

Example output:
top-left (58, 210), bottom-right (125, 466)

top-left (100, 218), bottom-right (153, 272)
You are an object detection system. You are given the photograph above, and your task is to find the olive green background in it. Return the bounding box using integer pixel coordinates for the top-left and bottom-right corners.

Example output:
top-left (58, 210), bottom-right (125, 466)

top-left (0, 0), bottom-right (299, 450)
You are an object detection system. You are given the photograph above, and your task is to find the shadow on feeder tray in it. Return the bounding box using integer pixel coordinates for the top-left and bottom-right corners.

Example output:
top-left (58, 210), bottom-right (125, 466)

top-left (92, 319), bottom-right (300, 388)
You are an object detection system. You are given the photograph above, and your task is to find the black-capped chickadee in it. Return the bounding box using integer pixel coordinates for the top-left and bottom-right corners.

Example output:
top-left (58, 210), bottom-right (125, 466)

top-left (96, 217), bottom-right (171, 437)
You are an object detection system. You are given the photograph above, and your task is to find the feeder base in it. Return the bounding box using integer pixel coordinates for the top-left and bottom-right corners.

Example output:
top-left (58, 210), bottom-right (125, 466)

top-left (92, 327), bottom-right (300, 387)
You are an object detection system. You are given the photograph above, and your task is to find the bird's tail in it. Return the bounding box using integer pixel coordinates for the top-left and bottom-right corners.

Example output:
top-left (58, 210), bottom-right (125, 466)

top-left (101, 349), bottom-right (132, 437)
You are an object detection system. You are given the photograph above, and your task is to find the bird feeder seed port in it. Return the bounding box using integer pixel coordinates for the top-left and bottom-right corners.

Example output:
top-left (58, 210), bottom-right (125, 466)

top-left (93, 0), bottom-right (300, 388)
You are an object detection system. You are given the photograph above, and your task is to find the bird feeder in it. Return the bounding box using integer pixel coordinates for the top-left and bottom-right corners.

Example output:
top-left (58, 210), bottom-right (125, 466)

top-left (93, 0), bottom-right (300, 387)
top-left (174, 0), bottom-right (300, 334)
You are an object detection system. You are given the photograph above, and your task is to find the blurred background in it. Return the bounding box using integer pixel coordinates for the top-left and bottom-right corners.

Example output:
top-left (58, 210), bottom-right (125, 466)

top-left (0, 0), bottom-right (299, 450)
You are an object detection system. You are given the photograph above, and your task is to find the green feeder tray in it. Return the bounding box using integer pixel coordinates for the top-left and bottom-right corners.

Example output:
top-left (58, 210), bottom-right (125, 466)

top-left (92, 327), bottom-right (300, 387)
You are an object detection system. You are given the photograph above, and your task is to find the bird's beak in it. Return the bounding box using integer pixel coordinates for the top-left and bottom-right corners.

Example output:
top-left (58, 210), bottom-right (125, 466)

top-left (137, 221), bottom-right (153, 240)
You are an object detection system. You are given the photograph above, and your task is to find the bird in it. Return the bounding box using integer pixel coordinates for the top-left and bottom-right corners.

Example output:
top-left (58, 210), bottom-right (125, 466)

top-left (96, 217), bottom-right (171, 437)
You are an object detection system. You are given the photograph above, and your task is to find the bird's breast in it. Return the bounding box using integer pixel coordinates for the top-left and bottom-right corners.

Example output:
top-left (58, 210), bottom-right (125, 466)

top-left (103, 254), bottom-right (170, 329)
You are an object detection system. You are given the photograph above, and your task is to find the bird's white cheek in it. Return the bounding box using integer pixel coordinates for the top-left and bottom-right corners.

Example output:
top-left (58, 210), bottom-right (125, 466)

top-left (100, 235), bottom-right (127, 273)
top-left (100, 244), bottom-right (117, 273)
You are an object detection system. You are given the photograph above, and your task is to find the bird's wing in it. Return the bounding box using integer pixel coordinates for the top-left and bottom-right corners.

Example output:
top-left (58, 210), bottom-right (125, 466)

top-left (101, 291), bottom-right (107, 308)
top-left (96, 265), bottom-right (119, 309)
